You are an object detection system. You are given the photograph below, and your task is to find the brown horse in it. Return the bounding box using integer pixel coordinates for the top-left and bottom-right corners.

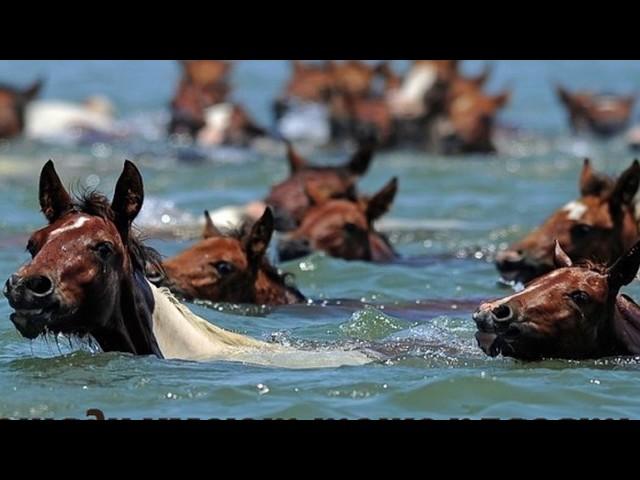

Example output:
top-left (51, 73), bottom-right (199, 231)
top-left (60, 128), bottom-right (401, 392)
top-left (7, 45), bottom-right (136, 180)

top-left (0, 79), bottom-right (43, 139)
top-left (168, 60), bottom-right (266, 145)
top-left (2, 160), bottom-right (371, 367)
top-left (150, 208), bottom-right (305, 305)
top-left (474, 240), bottom-right (640, 360)
top-left (277, 177), bottom-right (398, 262)
top-left (265, 140), bottom-right (374, 231)
top-left (433, 76), bottom-right (509, 154)
top-left (496, 159), bottom-right (640, 284)
top-left (556, 85), bottom-right (636, 137)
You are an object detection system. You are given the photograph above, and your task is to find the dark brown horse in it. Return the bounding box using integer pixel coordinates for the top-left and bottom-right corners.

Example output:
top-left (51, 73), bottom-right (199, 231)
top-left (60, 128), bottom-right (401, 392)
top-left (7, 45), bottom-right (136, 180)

top-left (2, 160), bottom-right (371, 367)
top-left (150, 208), bottom-right (305, 305)
top-left (474, 240), bottom-right (640, 360)
top-left (496, 159), bottom-right (640, 284)
top-left (277, 177), bottom-right (398, 262)
top-left (265, 140), bottom-right (374, 231)
top-left (556, 85), bottom-right (636, 137)
top-left (168, 60), bottom-right (266, 145)
top-left (0, 79), bottom-right (42, 139)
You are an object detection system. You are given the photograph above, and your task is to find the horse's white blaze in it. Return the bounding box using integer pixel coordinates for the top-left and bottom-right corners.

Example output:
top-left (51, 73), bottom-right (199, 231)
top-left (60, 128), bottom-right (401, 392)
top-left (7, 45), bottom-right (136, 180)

top-left (490, 269), bottom-right (565, 307)
top-left (562, 200), bottom-right (588, 221)
top-left (147, 281), bottom-right (371, 369)
top-left (49, 216), bottom-right (90, 237)
top-left (197, 103), bottom-right (234, 146)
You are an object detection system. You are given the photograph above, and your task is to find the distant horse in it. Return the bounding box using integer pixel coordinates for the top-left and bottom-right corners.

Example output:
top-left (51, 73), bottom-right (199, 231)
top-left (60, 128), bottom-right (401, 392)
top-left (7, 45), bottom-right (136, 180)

top-left (474, 240), bottom-right (640, 360)
top-left (277, 177), bottom-right (398, 262)
top-left (495, 158), bottom-right (640, 284)
top-left (2, 160), bottom-right (371, 368)
top-left (556, 85), bottom-right (636, 137)
top-left (150, 208), bottom-right (305, 305)
top-left (0, 79), bottom-right (42, 139)
top-left (168, 60), bottom-right (267, 147)
top-left (265, 140), bottom-right (374, 231)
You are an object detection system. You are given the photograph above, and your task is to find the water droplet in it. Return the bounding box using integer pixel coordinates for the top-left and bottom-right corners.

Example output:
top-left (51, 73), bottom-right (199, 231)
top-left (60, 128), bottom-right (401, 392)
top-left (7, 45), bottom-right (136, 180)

top-left (161, 214), bottom-right (171, 224)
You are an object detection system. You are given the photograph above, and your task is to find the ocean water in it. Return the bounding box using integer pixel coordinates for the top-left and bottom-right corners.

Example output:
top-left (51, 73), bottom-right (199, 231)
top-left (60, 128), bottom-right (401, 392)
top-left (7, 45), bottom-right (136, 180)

top-left (1, 60), bottom-right (640, 419)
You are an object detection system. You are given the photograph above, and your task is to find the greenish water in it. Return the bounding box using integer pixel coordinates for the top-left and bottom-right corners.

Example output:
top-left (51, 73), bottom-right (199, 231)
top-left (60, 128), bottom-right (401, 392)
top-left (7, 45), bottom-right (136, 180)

top-left (1, 60), bottom-right (640, 419)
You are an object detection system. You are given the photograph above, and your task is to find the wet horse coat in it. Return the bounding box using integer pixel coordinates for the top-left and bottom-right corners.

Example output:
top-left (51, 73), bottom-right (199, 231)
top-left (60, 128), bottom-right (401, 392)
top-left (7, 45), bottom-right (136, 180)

top-left (3, 160), bottom-right (371, 369)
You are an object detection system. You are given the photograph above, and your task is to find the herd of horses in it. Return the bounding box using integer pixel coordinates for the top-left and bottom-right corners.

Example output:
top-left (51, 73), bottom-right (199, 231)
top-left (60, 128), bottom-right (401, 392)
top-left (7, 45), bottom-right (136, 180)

top-left (3, 60), bottom-right (640, 369)
top-left (1, 60), bottom-right (639, 152)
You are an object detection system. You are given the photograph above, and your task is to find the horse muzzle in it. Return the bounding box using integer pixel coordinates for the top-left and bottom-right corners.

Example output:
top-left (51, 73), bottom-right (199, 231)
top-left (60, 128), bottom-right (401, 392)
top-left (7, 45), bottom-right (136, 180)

top-left (495, 249), bottom-right (551, 284)
top-left (472, 303), bottom-right (521, 357)
top-left (4, 273), bottom-right (60, 339)
top-left (278, 237), bottom-right (312, 262)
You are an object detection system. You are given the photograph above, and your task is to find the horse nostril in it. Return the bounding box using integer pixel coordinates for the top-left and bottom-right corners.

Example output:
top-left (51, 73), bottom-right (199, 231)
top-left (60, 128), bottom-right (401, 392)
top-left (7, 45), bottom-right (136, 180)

top-left (492, 304), bottom-right (513, 322)
top-left (24, 275), bottom-right (54, 297)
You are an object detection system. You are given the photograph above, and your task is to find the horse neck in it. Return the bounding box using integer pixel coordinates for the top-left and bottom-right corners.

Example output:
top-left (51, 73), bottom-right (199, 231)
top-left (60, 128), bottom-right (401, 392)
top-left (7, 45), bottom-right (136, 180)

top-left (255, 267), bottom-right (305, 305)
top-left (91, 271), bottom-right (162, 357)
top-left (146, 280), bottom-right (268, 360)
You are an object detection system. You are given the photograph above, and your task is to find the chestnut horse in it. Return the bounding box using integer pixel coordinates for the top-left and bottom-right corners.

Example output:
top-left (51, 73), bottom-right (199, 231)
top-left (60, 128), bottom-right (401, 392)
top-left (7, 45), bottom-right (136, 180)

top-left (168, 60), bottom-right (267, 146)
top-left (150, 208), bottom-right (305, 305)
top-left (556, 85), bottom-right (636, 137)
top-left (277, 177), bottom-right (398, 262)
top-left (265, 140), bottom-right (374, 231)
top-left (0, 79), bottom-right (43, 139)
top-left (2, 160), bottom-right (371, 368)
top-left (474, 240), bottom-right (640, 360)
top-left (496, 158), bottom-right (640, 284)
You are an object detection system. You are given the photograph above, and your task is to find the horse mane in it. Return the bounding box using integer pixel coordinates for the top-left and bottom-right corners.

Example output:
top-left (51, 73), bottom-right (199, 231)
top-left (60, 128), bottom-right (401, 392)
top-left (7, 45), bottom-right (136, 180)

top-left (74, 189), bottom-right (165, 277)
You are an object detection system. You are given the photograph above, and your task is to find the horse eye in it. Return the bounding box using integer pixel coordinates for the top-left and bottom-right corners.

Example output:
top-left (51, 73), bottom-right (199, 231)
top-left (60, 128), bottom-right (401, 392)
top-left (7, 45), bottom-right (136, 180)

top-left (212, 261), bottom-right (235, 276)
top-left (571, 224), bottom-right (593, 237)
top-left (569, 290), bottom-right (591, 305)
top-left (92, 241), bottom-right (114, 260)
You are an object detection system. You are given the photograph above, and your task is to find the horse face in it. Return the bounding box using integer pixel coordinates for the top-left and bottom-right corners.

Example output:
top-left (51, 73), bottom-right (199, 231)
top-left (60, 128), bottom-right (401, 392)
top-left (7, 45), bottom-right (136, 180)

top-left (265, 142), bottom-right (373, 231)
top-left (557, 85), bottom-right (635, 136)
top-left (3, 160), bottom-right (143, 339)
top-left (278, 178), bottom-right (398, 262)
top-left (475, 241), bottom-right (640, 360)
top-left (436, 89), bottom-right (509, 154)
top-left (282, 61), bottom-right (336, 103)
top-left (154, 209), bottom-right (274, 303)
top-left (169, 61), bottom-right (232, 137)
top-left (496, 159), bottom-right (640, 284)
top-left (0, 80), bottom-right (42, 139)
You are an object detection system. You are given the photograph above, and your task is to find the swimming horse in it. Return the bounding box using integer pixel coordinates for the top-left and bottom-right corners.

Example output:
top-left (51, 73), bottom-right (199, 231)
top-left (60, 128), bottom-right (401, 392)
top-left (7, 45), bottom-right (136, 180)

top-left (495, 158), bottom-right (640, 284)
top-left (475, 240), bottom-right (640, 360)
top-left (149, 208), bottom-right (305, 305)
top-left (2, 160), bottom-right (372, 368)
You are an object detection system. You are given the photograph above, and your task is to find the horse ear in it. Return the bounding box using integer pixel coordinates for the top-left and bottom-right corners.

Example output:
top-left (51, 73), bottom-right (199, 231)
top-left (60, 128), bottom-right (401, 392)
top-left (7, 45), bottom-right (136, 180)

top-left (366, 177), bottom-right (398, 223)
top-left (23, 78), bottom-right (43, 101)
top-left (609, 159), bottom-right (640, 207)
top-left (111, 160), bottom-right (144, 240)
top-left (608, 240), bottom-right (640, 293)
top-left (492, 90), bottom-right (510, 110)
top-left (553, 240), bottom-right (573, 268)
top-left (203, 210), bottom-right (222, 239)
top-left (244, 207), bottom-right (274, 266)
top-left (472, 64), bottom-right (492, 87)
top-left (347, 141), bottom-right (375, 175)
top-left (39, 160), bottom-right (73, 223)
top-left (578, 158), bottom-right (608, 197)
top-left (285, 141), bottom-right (307, 173)
top-left (556, 84), bottom-right (574, 106)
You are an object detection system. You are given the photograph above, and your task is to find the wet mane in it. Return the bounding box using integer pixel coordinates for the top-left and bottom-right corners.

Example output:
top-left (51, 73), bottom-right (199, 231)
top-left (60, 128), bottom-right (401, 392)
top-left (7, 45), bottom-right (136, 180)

top-left (74, 189), bottom-right (164, 276)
